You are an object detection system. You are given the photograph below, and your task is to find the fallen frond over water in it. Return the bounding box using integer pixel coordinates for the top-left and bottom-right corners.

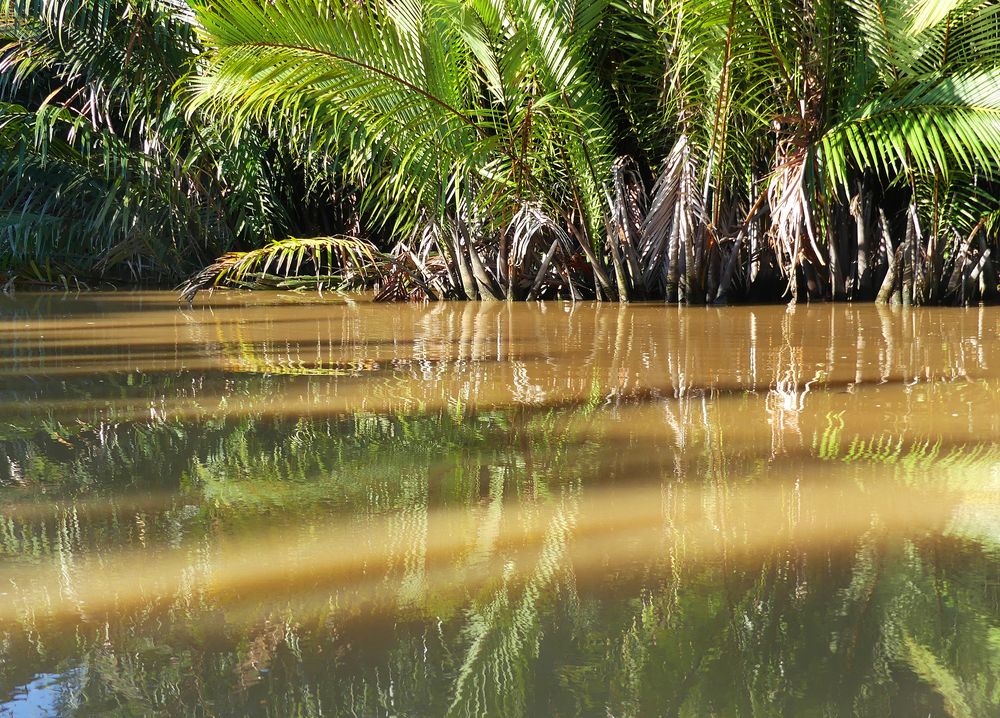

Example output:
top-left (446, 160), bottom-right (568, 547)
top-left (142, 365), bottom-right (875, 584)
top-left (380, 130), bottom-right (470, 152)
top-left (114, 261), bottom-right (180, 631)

top-left (180, 236), bottom-right (383, 303)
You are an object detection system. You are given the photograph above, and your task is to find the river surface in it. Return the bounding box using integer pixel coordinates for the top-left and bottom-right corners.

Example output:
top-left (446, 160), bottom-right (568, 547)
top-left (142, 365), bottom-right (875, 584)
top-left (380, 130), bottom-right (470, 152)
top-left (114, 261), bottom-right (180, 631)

top-left (0, 292), bottom-right (999, 717)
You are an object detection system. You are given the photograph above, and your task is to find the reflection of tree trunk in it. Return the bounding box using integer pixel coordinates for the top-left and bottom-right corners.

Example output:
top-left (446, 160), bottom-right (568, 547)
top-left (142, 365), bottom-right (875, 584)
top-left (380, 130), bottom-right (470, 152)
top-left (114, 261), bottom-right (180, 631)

top-left (459, 302), bottom-right (476, 366)
top-left (854, 309), bottom-right (865, 385)
top-left (590, 302), bottom-right (613, 372)
top-left (472, 301), bottom-right (495, 364)
top-left (609, 304), bottom-right (630, 400)
top-left (467, 467), bottom-right (506, 568)
top-left (662, 615), bottom-right (725, 718)
top-left (497, 301), bottom-right (511, 365)
top-left (394, 475), bottom-right (428, 608)
top-left (876, 304), bottom-right (896, 382)
top-left (976, 305), bottom-right (985, 369)
top-left (717, 496), bottom-right (755, 717)
top-left (835, 538), bottom-right (884, 718)
top-left (518, 413), bottom-right (537, 500)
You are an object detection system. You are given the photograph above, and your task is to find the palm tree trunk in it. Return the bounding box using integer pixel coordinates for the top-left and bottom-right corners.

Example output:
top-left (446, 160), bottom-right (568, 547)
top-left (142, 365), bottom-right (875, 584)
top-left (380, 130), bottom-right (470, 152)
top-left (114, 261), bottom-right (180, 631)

top-left (975, 233), bottom-right (997, 300)
top-left (875, 209), bottom-right (898, 305)
top-left (666, 222), bottom-right (680, 303)
top-left (901, 214), bottom-right (914, 307)
top-left (851, 183), bottom-right (870, 298)
top-left (452, 226), bottom-right (478, 300)
top-left (566, 221), bottom-right (616, 299)
top-left (468, 243), bottom-right (501, 300)
top-left (526, 239), bottom-right (560, 300)
top-left (826, 207), bottom-right (845, 300)
top-left (608, 226), bottom-right (631, 303)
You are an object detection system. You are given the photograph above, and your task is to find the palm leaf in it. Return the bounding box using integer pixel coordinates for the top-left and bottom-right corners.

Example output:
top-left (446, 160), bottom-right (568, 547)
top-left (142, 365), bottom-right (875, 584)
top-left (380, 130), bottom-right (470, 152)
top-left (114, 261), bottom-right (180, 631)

top-left (179, 235), bottom-right (384, 302)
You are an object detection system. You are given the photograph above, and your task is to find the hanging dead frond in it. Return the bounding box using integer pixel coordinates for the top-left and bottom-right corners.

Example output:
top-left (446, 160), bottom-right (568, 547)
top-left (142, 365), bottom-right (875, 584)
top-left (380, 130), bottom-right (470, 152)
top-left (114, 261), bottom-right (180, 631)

top-left (508, 203), bottom-right (576, 300)
top-left (605, 156), bottom-right (646, 299)
top-left (374, 239), bottom-right (456, 302)
top-left (767, 146), bottom-right (825, 298)
top-left (637, 136), bottom-right (708, 302)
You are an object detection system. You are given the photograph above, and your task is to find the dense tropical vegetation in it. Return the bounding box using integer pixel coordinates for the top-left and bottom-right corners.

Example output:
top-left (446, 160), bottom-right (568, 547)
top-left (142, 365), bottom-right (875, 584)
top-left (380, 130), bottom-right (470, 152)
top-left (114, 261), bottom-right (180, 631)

top-left (2, 0), bottom-right (1000, 303)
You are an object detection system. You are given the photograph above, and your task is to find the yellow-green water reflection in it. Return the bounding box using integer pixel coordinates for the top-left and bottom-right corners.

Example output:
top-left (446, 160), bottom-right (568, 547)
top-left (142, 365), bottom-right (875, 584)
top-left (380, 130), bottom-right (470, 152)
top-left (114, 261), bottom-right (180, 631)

top-left (1, 293), bottom-right (1000, 716)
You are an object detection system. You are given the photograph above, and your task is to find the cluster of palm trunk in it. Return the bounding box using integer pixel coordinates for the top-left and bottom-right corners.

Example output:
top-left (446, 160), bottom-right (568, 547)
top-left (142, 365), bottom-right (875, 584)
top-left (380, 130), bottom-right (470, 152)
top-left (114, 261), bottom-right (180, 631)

top-left (187, 0), bottom-right (1000, 305)
top-left (376, 153), bottom-right (999, 306)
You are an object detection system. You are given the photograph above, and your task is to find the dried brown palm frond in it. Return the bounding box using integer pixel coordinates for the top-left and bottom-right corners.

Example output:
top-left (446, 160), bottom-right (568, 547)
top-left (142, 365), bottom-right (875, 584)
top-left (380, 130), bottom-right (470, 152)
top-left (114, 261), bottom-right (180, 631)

top-left (508, 203), bottom-right (576, 300)
top-left (374, 241), bottom-right (454, 302)
top-left (767, 146), bottom-right (825, 299)
top-left (712, 189), bottom-right (769, 304)
top-left (637, 135), bottom-right (708, 302)
top-left (179, 235), bottom-right (382, 303)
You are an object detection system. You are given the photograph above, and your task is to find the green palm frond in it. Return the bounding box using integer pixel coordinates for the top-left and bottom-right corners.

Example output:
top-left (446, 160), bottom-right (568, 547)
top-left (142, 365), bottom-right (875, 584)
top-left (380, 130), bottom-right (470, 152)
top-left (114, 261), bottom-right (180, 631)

top-left (821, 69), bottom-right (1000, 188)
top-left (0, 0), bottom-right (285, 279)
top-left (180, 235), bottom-right (384, 302)
top-left (189, 0), bottom-right (482, 182)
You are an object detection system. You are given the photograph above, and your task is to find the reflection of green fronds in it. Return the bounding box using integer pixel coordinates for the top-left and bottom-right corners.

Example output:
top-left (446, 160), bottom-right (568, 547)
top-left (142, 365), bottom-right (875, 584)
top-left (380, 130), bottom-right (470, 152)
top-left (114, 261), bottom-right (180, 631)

top-left (903, 635), bottom-right (973, 718)
top-left (815, 411), bottom-right (846, 459)
top-left (815, 413), bottom-right (1000, 486)
top-left (180, 235), bottom-right (383, 302)
top-left (618, 596), bottom-right (659, 713)
top-left (224, 354), bottom-right (358, 377)
top-left (7, 350), bottom-right (1000, 717)
top-left (833, 537), bottom-right (1000, 717)
top-left (449, 499), bottom-right (578, 718)
top-left (212, 324), bottom-right (364, 377)
top-left (186, 413), bottom-right (509, 516)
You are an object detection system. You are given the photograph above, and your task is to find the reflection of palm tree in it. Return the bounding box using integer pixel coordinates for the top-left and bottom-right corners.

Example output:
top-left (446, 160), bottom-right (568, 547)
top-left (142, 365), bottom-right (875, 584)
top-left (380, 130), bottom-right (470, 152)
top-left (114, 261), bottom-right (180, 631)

top-left (449, 497), bottom-right (578, 718)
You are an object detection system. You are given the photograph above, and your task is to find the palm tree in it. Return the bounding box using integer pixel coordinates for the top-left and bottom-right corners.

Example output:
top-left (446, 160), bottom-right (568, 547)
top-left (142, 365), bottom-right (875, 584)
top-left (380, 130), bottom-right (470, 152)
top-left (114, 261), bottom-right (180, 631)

top-left (187, 0), bottom-right (629, 300)
top-left (4, 0), bottom-right (1000, 302)
top-left (187, 0), bottom-right (1000, 304)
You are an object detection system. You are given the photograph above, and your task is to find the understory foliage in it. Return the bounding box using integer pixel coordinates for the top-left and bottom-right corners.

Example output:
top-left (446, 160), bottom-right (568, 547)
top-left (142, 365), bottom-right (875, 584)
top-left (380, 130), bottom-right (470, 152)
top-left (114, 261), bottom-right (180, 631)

top-left (3, 0), bottom-right (1000, 302)
top-left (0, 0), bottom-right (357, 282)
top-left (0, 0), bottom-right (271, 280)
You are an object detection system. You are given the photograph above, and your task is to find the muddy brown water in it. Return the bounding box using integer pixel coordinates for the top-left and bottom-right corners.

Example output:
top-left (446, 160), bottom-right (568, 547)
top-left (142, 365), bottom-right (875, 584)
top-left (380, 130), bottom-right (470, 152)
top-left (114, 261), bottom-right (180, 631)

top-left (1, 292), bottom-right (999, 716)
